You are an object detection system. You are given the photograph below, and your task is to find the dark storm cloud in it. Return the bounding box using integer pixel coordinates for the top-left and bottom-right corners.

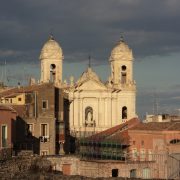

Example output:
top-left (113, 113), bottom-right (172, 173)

top-left (0, 0), bottom-right (180, 64)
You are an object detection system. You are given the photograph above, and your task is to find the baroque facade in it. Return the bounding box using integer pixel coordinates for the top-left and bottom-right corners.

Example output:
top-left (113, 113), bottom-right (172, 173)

top-left (39, 35), bottom-right (137, 137)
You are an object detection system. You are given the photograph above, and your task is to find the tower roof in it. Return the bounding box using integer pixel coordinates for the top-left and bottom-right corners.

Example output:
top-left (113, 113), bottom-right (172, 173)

top-left (110, 37), bottom-right (133, 61)
top-left (39, 35), bottom-right (63, 60)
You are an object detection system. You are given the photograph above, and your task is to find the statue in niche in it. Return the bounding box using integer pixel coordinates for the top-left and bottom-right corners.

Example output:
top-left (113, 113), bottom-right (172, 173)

top-left (85, 106), bottom-right (93, 126)
top-left (87, 111), bottom-right (92, 122)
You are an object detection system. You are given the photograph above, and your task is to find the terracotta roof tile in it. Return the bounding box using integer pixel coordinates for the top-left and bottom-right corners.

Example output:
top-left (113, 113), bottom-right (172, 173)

top-left (0, 104), bottom-right (16, 112)
top-left (87, 117), bottom-right (140, 144)
top-left (129, 122), bottom-right (180, 131)
top-left (0, 83), bottom-right (53, 97)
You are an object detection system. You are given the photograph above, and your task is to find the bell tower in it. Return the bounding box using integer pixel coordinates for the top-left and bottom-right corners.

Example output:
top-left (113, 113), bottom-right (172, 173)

top-left (39, 35), bottom-right (63, 85)
top-left (109, 36), bottom-right (134, 88)
top-left (109, 36), bottom-right (136, 122)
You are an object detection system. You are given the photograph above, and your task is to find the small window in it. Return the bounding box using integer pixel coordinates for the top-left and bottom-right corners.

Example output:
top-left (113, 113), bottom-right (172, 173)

top-left (170, 139), bottom-right (180, 144)
top-left (130, 169), bottom-right (137, 178)
top-left (122, 106), bottom-right (127, 119)
top-left (41, 150), bottom-right (48, 156)
top-left (143, 168), bottom-right (150, 179)
top-left (42, 100), bottom-right (48, 109)
top-left (1, 125), bottom-right (7, 148)
top-left (41, 123), bottom-right (48, 137)
top-left (122, 65), bottom-right (126, 71)
top-left (121, 72), bottom-right (127, 84)
top-left (112, 169), bottom-right (119, 177)
top-left (140, 149), bottom-right (146, 161)
top-left (148, 150), bottom-right (153, 161)
top-left (26, 124), bottom-right (33, 136)
top-left (18, 97), bottom-right (22, 101)
top-left (132, 148), bottom-right (138, 160)
top-left (141, 140), bottom-right (144, 146)
top-left (51, 64), bottom-right (56, 70)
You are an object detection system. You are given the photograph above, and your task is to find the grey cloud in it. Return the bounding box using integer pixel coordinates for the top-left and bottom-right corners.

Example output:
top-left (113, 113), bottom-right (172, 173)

top-left (0, 0), bottom-right (180, 65)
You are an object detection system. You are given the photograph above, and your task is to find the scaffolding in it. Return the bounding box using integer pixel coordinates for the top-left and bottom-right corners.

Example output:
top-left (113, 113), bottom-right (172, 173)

top-left (79, 138), bottom-right (129, 161)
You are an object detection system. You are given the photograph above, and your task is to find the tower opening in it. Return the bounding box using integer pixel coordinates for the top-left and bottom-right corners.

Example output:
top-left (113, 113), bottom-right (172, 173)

top-left (122, 65), bottom-right (126, 71)
top-left (50, 64), bottom-right (56, 82)
top-left (122, 106), bottom-right (127, 119)
top-left (121, 65), bottom-right (127, 84)
top-left (121, 72), bottom-right (126, 84)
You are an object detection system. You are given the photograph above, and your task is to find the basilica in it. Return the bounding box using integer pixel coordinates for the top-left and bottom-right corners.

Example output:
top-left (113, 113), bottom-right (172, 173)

top-left (39, 35), bottom-right (137, 137)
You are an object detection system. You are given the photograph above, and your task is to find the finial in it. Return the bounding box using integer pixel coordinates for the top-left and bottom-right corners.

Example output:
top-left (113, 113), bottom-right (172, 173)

top-left (49, 33), bottom-right (54, 40)
top-left (88, 55), bottom-right (91, 68)
top-left (120, 32), bottom-right (124, 42)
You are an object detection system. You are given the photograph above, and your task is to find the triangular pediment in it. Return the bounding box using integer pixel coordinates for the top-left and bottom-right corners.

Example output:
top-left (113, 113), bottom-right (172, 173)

top-left (77, 79), bottom-right (107, 90)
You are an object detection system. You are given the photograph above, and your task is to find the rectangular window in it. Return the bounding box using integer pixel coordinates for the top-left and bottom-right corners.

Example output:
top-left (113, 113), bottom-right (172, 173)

top-left (41, 124), bottom-right (48, 137)
top-left (1, 125), bottom-right (7, 148)
top-left (132, 148), bottom-right (138, 160)
top-left (18, 97), bottom-right (22, 101)
top-left (41, 150), bottom-right (48, 156)
top-left (140, 149), bottom-right (146, 161)
top-left (121, 72), bottom-right (127, 84)
top-left (26, 124), bottom-right (34, 136)
top-left (42, 100), bottom-right (48, 109)
top-left (148, 150), bottom-right (153, 161)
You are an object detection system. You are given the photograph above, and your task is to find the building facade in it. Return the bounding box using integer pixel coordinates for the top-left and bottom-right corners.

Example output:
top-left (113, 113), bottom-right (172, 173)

top-left (0, 83), bottom-right (64, 155)
top-left (66, 38), bottom-right (136, 136)
top-left (0, 105), bottom-right (17, 150)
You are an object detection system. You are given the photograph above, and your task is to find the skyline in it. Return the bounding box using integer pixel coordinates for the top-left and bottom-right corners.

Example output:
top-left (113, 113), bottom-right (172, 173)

top-left (0, 0), bottom-right (180, 118)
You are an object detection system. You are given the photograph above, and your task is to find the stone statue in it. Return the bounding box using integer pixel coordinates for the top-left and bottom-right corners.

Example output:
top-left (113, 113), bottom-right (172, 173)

top-left (87, 111), bottom-right (92, 122)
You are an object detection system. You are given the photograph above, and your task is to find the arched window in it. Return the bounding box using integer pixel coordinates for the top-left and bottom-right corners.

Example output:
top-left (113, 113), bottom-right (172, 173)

top-left (130, 169), bottom-right (137, 178)
top-left (122, 106), bottom-right (127, 119)
top-left (170, 139), bottom-right (180, 144)
top-left (50, 64), bottom-right (56, 82)
top-left (85, 106), bottom-right (93, 127)
top-left (122, 65), bottom-right (126, 71)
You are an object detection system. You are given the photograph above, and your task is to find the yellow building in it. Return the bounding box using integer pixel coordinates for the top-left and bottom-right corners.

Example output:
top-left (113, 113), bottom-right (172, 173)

top-left (0, 93), bottom-right (25, 105)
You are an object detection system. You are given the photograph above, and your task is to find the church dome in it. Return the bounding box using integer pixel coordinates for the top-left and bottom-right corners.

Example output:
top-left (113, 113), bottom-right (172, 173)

top-left (110, 37), bottom-right (133, 61)
top-left (39, 35), bottom-right (63, 60)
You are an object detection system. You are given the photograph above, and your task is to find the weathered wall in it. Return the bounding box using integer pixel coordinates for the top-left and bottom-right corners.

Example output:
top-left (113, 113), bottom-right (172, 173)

top-left (47, 155), bottom-right (170, 179)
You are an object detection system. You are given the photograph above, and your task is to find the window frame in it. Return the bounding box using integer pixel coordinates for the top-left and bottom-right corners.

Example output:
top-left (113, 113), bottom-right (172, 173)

top-left (1, 124), bottom-right (8, 148)
top-left (42, 100), bottom-right (48, 110)
top-left (40, 123), bottom-right (49, 137)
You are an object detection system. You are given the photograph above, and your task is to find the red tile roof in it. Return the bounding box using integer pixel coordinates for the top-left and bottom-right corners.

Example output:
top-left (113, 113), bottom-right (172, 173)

top-left (0, 104), bottom-right (26, 117)
top-left (0, 83), bottom-right (53, 97)
top-left (129, 122), bottom-right (180, 131)
top-left (0, 104), bottom-right (16, 112)
top-left (86, 117), bottom-right (140, 144)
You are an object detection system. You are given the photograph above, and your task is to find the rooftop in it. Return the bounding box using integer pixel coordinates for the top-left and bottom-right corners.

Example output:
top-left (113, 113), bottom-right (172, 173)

top-left (0, 83), bottom-right (53, 98)
top-left (129, 121), bottom-right (180, 131)
top-left (86, 117), bottom-right (140, 144)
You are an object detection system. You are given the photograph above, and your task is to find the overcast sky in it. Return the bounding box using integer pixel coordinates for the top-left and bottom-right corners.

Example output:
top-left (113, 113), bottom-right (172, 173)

top-left (0, 0), bottom-right (180, 118)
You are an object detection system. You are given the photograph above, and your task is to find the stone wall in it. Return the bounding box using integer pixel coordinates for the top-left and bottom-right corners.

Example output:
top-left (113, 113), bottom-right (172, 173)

top-left (47, 155), bottom-right (169, 179)
top-left (0, 156), bottom-right (52, 179)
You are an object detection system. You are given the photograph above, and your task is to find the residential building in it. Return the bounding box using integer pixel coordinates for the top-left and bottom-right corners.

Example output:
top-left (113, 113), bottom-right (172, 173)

top-left (0, 83), bottom-right (64, 155)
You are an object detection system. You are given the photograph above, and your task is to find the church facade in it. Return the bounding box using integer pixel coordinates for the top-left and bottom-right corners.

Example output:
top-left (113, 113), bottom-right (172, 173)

top-left (39, 35), bottom-right (137, 137)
